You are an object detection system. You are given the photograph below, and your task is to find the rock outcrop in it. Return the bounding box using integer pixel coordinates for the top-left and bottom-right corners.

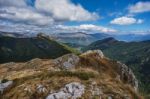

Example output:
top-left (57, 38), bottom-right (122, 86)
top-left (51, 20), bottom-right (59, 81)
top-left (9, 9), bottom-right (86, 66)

top-left (90, 81), bottom-right (103, 97)
top-left (53, 54), bottom-right (80, 70)
top-left (0, 80), bottom-right (13, 94)
top-left (116, 61), bottom-right (138, 91)
top-left (36, 84), bottom-right (48, 94)
top-left (46, 82), bottom-right (85, 99)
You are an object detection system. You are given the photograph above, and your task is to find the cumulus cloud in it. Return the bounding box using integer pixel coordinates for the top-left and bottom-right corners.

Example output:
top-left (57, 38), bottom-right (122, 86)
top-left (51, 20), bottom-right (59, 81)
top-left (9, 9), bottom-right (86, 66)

top-left (128, 1), bottom-right (150, 13)
top-left (0, 0), bottom-right (99, 26)
top-left (54, 24), bottom-right (117, 33)
top-left (0, 22), bottom-right (117, 34)
top-left (0, 0), bottom-right (27, 7)
top-left (0, 0), bottom-right (54, 26)
top-left (110, 16), bottom-right (143, 25)
top-left (0, 7), bottom-right (54, 26)
top-left (0, 21), bottom-right (42, 33)
top-left (35, 0), bottom-right (99, 21)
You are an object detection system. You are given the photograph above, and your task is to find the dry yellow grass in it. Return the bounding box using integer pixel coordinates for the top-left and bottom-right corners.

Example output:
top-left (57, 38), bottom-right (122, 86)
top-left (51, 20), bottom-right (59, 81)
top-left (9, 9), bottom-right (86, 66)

top-left (0, 53), bottom-right (142, 99)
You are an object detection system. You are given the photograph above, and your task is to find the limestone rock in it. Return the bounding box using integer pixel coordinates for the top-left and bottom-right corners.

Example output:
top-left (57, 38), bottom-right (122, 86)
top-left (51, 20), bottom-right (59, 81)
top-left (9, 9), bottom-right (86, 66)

top-left (116, 61), bottom-right (138, 91)
top-left (53, 54), bottom-right (80, 70)
top-left (36, 84), bottom-right (47, 93)
top-left (0, 80), bottom-right (13, 94)
top-left (46, 82), bottom-right (85, 99)
top-left (107, 96), bottom-right (113, 99)
top-left (90, 81), bottom-right (103, 96)
top-left (24, 86), bottom-right (32, 93)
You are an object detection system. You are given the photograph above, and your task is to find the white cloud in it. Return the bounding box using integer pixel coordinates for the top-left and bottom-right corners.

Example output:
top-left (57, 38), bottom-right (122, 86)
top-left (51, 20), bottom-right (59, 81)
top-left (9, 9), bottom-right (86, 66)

top-left (35, 0), bottom-right (99, 21)
top-left (0, 0), bottom-right (99, 26)
top-left (0, 0), bottom-right (27, 7)
top-left (0, 23), bottom-right (117, 34)
top-left (128, 1), bottom-right (150, 13)
top-left (0, 0), bottom-right (54, 26)
top-left (54, 24), bottom-right (117, 33)
top-left (0, 7), bottom-right (54, 26)
top-left (2, 22), bottom-right (150, 35)
top-left (110, 16), bottom-right (143, 25)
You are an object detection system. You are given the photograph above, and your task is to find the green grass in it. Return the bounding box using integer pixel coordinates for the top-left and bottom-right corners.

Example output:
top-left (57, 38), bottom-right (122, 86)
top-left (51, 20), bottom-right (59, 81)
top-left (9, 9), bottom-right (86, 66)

top-left (60, 43), bottom-right (81, 55)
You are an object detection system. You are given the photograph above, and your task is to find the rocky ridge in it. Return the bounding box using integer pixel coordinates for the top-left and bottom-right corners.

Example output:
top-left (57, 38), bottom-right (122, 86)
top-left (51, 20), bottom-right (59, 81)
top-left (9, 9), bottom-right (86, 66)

top-left (80, 50), bottom-right (138, 91)
top-left (0, 50), bottom-right (141, 99)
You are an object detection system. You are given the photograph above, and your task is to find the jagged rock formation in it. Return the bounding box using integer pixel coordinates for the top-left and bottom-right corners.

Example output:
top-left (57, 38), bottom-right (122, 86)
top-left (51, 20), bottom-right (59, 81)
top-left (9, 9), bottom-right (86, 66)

top-left (0, 50), bottom-right (141, 99)
top-left (46, 82), bottom-right (85, 99)
top-left (116, 61), bottom-right (138, 91)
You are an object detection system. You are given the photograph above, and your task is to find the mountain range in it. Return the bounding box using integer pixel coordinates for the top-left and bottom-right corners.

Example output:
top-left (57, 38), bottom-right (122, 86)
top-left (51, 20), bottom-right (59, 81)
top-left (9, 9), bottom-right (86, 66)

top-left (51, 32), bottom-right (150, 46)
top-left (1, 31), bottom-right (150, 46)
top-left (0, 32), bottom-right (150, 98)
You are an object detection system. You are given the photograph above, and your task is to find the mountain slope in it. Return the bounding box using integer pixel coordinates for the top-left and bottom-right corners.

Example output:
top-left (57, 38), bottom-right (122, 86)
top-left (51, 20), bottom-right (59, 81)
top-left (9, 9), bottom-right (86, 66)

top-left (51, 32), bottom-right (115, 46)
top-left (0, 50), bottom-right (141, 99)
top-left (52, 32), bottom-right (96, 46)
top-left (83, 38), bottom-right (150, 95)
top-left (0, 35), bottom-right (77, 63)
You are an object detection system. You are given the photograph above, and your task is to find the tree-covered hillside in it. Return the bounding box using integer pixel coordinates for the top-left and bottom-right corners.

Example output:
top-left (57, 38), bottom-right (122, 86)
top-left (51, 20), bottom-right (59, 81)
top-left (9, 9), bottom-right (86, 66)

top-left (0, 35), bottom-right (78, 63)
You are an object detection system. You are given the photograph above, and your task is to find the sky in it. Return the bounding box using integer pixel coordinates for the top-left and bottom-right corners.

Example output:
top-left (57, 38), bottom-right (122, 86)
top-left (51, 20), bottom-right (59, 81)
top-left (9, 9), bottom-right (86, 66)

top-left (0, 0), bottom-right (150, 35)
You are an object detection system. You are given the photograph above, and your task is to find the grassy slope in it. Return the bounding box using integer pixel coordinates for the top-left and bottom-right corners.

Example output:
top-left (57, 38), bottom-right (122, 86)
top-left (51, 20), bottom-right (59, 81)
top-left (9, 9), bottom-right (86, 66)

top-left (0, 53), bottom-right (141, 99)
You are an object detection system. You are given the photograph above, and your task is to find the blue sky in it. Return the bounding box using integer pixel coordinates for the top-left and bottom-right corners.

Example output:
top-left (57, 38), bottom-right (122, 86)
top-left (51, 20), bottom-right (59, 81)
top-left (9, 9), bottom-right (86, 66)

top-left (0, 0), bottom-right (149, 34)
top-left (71, 0), bottom-right (150, 33)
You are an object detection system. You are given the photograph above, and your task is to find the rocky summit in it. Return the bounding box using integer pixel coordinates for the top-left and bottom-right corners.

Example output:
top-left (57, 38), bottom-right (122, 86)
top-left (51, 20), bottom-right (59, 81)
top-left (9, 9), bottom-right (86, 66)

top-left (0, 50), bottom-right (141, 99)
